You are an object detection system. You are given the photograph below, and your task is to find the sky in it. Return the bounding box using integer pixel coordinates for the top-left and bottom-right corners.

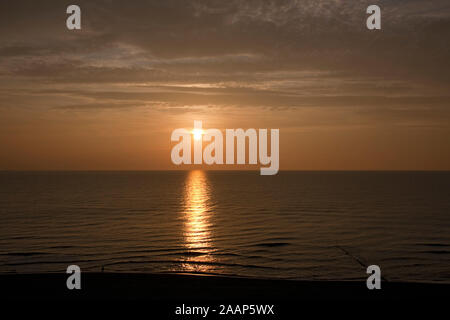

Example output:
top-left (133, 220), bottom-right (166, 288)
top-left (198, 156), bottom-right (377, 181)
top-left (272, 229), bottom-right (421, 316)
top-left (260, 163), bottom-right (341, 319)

top-left (0, 0), bottom-right (449, 170)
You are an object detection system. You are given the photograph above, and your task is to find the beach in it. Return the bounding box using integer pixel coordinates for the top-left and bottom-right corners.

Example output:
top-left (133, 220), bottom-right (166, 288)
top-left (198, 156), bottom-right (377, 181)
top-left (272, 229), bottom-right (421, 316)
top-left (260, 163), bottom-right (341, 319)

top-left (3, 272), bottom-right (448, 301)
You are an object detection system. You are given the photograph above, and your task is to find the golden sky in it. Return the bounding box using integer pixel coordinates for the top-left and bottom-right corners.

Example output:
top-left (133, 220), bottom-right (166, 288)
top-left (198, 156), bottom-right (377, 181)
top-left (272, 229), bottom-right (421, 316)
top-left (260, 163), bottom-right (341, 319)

top-left (0, 0), bottom-right (449, 170)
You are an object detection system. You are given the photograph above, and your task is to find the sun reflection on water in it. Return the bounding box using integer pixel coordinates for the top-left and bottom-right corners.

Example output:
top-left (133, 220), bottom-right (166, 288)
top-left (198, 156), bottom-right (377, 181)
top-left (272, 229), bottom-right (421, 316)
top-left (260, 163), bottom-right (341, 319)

top-left (181, 170), bottom-right (215, 272)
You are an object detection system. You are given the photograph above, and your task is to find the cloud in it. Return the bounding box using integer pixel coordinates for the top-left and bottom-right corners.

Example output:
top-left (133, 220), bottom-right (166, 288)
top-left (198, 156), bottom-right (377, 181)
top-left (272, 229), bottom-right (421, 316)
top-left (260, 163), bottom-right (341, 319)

top-left (0, 0), bottom-right (448, 128)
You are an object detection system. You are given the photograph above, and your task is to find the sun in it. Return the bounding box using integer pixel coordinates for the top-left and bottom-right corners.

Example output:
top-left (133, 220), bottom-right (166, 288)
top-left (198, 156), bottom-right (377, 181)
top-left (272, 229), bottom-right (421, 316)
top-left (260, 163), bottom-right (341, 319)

top-left (192, 128), bottom-right (204, 141)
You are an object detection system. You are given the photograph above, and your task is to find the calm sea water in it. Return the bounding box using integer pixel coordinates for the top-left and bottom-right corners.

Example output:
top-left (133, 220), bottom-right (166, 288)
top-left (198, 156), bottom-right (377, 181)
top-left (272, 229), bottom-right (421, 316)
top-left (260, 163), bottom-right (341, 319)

top-left (0, 171), bottom-right (449, 283)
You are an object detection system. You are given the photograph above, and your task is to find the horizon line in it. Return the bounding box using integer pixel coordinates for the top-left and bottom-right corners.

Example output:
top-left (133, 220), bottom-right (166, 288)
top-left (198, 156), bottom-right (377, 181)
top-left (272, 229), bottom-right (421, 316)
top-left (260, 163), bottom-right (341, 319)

top-left (1, 169), bottom-right (449, 173)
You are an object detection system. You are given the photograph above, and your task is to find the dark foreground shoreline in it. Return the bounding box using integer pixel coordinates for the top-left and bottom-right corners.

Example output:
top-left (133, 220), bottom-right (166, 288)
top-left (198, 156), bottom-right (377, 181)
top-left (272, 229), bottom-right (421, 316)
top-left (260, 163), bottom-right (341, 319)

top-left (2, 272), bottom-right (448, 301)
top-left (3, 273), bottom-right (448, 317)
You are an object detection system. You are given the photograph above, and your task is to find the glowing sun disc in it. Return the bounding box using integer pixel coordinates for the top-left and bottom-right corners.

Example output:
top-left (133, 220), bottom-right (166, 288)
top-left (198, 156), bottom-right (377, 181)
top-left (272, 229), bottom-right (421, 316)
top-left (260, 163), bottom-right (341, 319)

top-left (192, 129), bottom-right (204, 140)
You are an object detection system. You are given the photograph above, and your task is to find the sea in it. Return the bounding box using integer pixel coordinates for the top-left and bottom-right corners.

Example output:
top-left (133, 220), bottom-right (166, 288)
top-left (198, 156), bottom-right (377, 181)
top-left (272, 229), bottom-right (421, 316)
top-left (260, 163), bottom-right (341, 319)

top-left (0, 171), bottom-right (449, 283)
